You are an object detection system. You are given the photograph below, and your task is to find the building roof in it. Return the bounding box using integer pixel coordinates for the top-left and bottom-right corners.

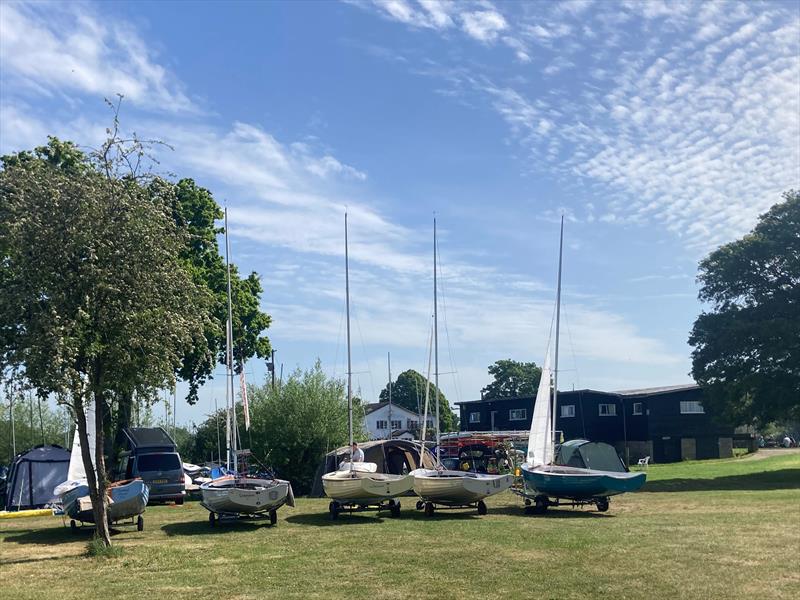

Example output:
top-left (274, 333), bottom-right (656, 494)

top-left (456, 383), bottom-right (700, 405)
top-left (612, 384), bottom-right (699, 397)
top-left (364, 401), bottom-right (423, 417)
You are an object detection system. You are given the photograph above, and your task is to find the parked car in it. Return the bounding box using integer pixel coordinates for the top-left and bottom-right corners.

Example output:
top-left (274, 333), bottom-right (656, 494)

top-left (117, 428), bottom-right (186, 504)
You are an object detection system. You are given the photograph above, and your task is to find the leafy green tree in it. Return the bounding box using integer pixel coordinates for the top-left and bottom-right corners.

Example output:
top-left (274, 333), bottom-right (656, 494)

top-left (378, 369), bottom-right (457, 433)
top-left (1, 391), bottom-right (71, 463)
top-left (481, 359), bottom-right (542, 400)
top-left (0, 130), bottom-right (210, 546)
top-left (246, 361), bottom-right (357, 494)
top-left (689, 191), bottom-right (800, 425)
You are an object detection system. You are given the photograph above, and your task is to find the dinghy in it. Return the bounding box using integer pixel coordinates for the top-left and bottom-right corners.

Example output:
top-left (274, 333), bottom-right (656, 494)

top-left (411, 218), bottom-right (512, 517)
top-left (200, 208), bottom-right (294, 526)
top-left (518, 218), bottom-right (646, 514)
top-left (322, 213), bottom-right (412, 519)
top-left (55, 399), bottom-right (149, 532)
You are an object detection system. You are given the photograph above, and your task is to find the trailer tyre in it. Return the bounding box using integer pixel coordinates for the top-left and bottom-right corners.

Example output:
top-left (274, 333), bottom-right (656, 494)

top-left (533, 495), bottom-right (549, 515)
top-left (209, 511), bottom-right (216, 527)
top-left (137, 515), bottom-right (144, 532)
top-left (477, 500), bottom-right (488, 516)
top-left (424, 502), bottom-right (435, 517)
top-left (416, 500), bottom-right (424, 511)
top-left (269, 509), bottom-right (278, 526)
top-left (596, 498), bottom-right (609, 513)
top-left (390, 501), bottom-right (401, 518)
top-left (70, 519), bottom-right (77, 533)
top-left (329, 501), bottom-right (340, 520)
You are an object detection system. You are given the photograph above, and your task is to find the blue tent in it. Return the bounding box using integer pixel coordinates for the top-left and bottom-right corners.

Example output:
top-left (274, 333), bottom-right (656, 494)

top-left (5, 444), bottom-right (70, 511)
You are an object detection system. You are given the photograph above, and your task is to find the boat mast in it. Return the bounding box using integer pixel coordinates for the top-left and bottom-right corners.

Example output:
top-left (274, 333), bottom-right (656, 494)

top-left (434, 217), bottom-right (440, 464)
top-left (224, 207), bottom-right (238, 474)
top-left (345, 213), bottom-right (353, 472)
top-left (552, 215), bottom-right (564, 459)
top-left (387, 352), bottom-right (392, 440)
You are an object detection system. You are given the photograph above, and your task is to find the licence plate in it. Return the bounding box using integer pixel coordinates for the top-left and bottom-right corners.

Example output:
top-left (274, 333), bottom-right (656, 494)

top-left (150, 479), bottom-right (168, 484)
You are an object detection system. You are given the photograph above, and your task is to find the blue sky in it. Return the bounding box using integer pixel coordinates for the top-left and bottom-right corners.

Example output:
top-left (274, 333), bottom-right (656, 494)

top-left (1, 0), bottom-right (799, 428)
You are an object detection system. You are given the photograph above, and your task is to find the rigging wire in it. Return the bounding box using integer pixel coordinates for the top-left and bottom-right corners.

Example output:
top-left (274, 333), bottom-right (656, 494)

top-left (434, 240), bottom-right (463, 406)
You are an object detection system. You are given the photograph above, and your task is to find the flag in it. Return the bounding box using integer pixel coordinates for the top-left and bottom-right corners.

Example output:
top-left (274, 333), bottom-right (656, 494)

top-left (239, 367), bottom-right (250, 431)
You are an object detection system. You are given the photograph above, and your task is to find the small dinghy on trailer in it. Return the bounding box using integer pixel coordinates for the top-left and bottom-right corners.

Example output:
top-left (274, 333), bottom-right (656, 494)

top-left (411, 218), bottom-right (512, 517)
top-left (517, 217), bottom-right (646, 514)
top-left (322, 213), bottom-right (413, 520)
top-left (55, 399), bottom-right (149, 532)
top-left (200, 208), bottom-right (294, 527)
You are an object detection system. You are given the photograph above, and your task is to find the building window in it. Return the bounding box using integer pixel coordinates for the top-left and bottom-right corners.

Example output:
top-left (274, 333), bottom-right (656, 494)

top-left (469, 412), bottom-right (481, 423)
top-left (376, 420), bottom-right (387, 429)
top-left (632, 402), bottom-right (643, 416)
top-left (599, 404), bottom-right (617, 417)
top-left (407, 419), bottom-right (418, 429)
top-left (391, 420), bottom-right (402, 430)
top-left (560, 405), bottom-right (575, 418)
top-left (509, 408), bottom-right (527, 421)
top-left (680, 401), bottom-right (705, 414)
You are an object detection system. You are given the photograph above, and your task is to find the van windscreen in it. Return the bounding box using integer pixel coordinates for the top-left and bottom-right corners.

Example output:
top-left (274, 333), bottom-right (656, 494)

top-left (137, 453), bottom-right (180, 472)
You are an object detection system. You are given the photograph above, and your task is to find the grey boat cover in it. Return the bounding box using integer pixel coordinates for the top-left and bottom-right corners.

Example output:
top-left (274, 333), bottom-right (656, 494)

top-left (555, 439), bottom-right (627, 473)
top-left (5, 444), bottom-right (70, 511)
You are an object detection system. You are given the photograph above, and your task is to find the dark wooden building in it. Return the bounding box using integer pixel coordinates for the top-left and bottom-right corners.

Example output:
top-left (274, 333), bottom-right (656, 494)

top-left (456, 384), bottom-right (753, 463)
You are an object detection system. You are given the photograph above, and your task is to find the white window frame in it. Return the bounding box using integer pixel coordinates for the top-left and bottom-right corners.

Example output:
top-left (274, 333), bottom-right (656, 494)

top-left (560, 405), bottom-right (576, 418)
top-left (680, 400), bottom-right (705, 414)
top-left (509, 408), bottom-right (527, 421)
top-left (376, 419), bottom-right (387, 430)
top-left (469, 412), bottom-right (481, 423)
top-left (391, 419), bottom-right (402, 430)
top-left (407, 419), bottom-right (418, 430)
top-left (599, 403), bottom-right (617, 417)
top-left (632, 402), bottom-right (643, 416)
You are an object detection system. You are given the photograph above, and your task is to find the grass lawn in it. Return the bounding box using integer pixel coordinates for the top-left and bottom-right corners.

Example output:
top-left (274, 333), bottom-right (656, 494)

top-left (2, 452), bottom-right (799, 600)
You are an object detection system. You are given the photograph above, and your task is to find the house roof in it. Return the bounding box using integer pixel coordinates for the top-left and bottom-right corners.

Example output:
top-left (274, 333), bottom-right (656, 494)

top-left (612, 384), bottom-right (699, 397)
top-left (364, 401), bottom-right (423, 417)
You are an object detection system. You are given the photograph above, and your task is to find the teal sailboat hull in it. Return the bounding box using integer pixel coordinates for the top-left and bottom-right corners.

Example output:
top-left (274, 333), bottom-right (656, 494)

top-left (521, 464), bottom-right (646, 499)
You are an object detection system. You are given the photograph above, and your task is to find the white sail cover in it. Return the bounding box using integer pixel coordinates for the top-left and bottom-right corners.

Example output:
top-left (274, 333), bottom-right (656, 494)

top-left (526, 351), bottom-right (553, 467)
top-left (239, 368), bottom-right (250, 431)
top-left (54, 399), bottom-right (97, 495)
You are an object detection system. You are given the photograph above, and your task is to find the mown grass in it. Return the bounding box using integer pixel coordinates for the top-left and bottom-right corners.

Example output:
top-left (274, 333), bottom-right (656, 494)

top-left (2, 452), bottom-right (798, 600)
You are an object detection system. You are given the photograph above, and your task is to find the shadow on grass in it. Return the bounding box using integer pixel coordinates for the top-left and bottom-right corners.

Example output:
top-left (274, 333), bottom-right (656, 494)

top-left (0, 523), bottom-right (125, 545)
top-left (0, 555), bottom-right (69, 567)
top-left (489, 505), bottom-right (615, 518)
top-left (643, 468), bottom-right (800, 493)
top-left (161, 520), bottom-right (273, 536)
top-left (400, 508), bottom-right (482, 521)
top-left (284, 511), bottom-right (387, 527)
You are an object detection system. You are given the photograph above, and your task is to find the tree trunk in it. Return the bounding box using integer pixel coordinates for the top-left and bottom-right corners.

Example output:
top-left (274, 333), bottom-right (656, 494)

top-left (74, 396), bottom-right (110, 546)
top-left (92, 390), bottom-right (111, 546)
top-left (111, 389), bottom-right (134, 472)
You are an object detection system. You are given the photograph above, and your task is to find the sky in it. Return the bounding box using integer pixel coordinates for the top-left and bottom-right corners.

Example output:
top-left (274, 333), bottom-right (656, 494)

top-left (1, 0), bottom-right (799, 429)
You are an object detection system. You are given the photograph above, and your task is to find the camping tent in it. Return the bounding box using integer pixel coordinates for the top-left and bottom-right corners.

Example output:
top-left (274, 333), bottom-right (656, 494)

top-left (5, 444), bottom-right (70, 511)
top-left (311, 439), bottom-right (437, 497)
top-left (555, 439), bottom-right (627, 473)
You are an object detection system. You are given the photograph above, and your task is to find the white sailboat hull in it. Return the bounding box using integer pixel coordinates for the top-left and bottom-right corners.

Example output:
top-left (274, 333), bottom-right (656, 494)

top-left (322, 470), bottom-right (413, 504)
top-left (411, 469), bottom-right (513, 505)
top-left (200, 476), bottom-right (294, 515)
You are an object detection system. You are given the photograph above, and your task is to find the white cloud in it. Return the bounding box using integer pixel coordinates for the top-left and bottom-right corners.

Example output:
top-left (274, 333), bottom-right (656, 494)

top-left (460, 10), bottom-right (508, 42)
top-left (0, 2), bottom-right (195, 113)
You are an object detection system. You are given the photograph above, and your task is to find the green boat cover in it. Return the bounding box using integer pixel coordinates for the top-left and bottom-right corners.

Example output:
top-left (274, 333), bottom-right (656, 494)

top-left (555, 440), bottom-right (627, 472)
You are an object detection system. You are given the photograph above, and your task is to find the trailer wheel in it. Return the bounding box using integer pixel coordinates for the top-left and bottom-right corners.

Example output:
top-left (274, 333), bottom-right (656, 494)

top-left (390, 501), bottom-right (401, 518)
top-left (424, 502), bottom-right (435, 517)
top-left (596, 498), bottom-right (609, 513)
top-left (137, 515), bottom-right (144, 532)
top-left (269, 509), bottom-right (278, 526)
top-left (329, 501), bottom-right (340, 520)
top-left (533, 495), bottom-right (549, 515)
top-left (415, 500), bottom-right (424, 511)
top-left (477, 500), bottom-right (488, 515)
top-left (209, 511), bottom-right (216, 527)
top-left (176, 497), bottom-right (184, 506)
top-left (70, 519), bottom-right (77, 533)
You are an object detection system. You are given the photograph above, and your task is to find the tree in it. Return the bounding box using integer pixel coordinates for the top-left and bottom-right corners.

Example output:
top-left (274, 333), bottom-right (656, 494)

top-left (378, 369), bottom-right (457, 433)
top-left (481, 359), bottom-right (542, 400)
top-left (689, 191), bottom-right (800, 425)
top-left (0, 130), bottom-right (211, 546)
top-left (245, 361), bottom-right (357, 494)
top-left (1, 389), bottom-right (71, 463)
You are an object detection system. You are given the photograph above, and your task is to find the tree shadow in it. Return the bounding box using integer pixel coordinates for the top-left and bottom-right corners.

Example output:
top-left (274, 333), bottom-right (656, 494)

top-left (161, 519), bottom-right (272, 536)
top-left (0, 555), bottom-right (69, 567)
top-left (643, 468), bottom-right (800, 492)
top-left (2, 526), bottom-right (89, 546)
top-left (400, 507), bottom-right (482, 521)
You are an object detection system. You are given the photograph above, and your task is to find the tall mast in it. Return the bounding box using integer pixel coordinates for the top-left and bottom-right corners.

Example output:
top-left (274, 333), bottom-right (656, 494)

top-left (553, 215), bottom-right (564, 455)
top-left (434, 217), bottom-right (440, 463)
top-left (224, 207), bottom-right (237, 473)
top-left (345, 213), bottom-right (353, 471)
top-left (387, 352), bottom-right (392, 440)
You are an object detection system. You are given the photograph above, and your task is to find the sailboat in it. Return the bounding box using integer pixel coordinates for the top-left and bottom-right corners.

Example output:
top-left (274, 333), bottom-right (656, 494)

top-left (519, 217), bottom-right (646, 514)
top-left (55, 399), bottom-right (149, 532)
top-left (322, 213), bottom-right (413, 519)
top-left (411, 218), bottom-right (513, 516)
top-left (200, 208), bottom-right (294, 526)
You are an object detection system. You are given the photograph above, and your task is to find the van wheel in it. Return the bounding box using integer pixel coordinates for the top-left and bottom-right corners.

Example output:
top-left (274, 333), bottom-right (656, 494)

top-left (137, 516), bottom-right (144, 532)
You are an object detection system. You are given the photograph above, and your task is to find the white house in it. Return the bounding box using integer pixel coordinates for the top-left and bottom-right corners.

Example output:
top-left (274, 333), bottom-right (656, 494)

top-left (363, 401), bottom-right (433, 440)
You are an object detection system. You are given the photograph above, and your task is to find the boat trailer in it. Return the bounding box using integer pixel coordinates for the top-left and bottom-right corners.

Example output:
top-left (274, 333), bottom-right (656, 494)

top-left (328, 498), bottom-right (402, 520)
top-left (511, 487), bottom-right (610, 514)
top-left (201, 502), bottom-right (279, 527)
top-left (414, 499), bottom-right (488, 517)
